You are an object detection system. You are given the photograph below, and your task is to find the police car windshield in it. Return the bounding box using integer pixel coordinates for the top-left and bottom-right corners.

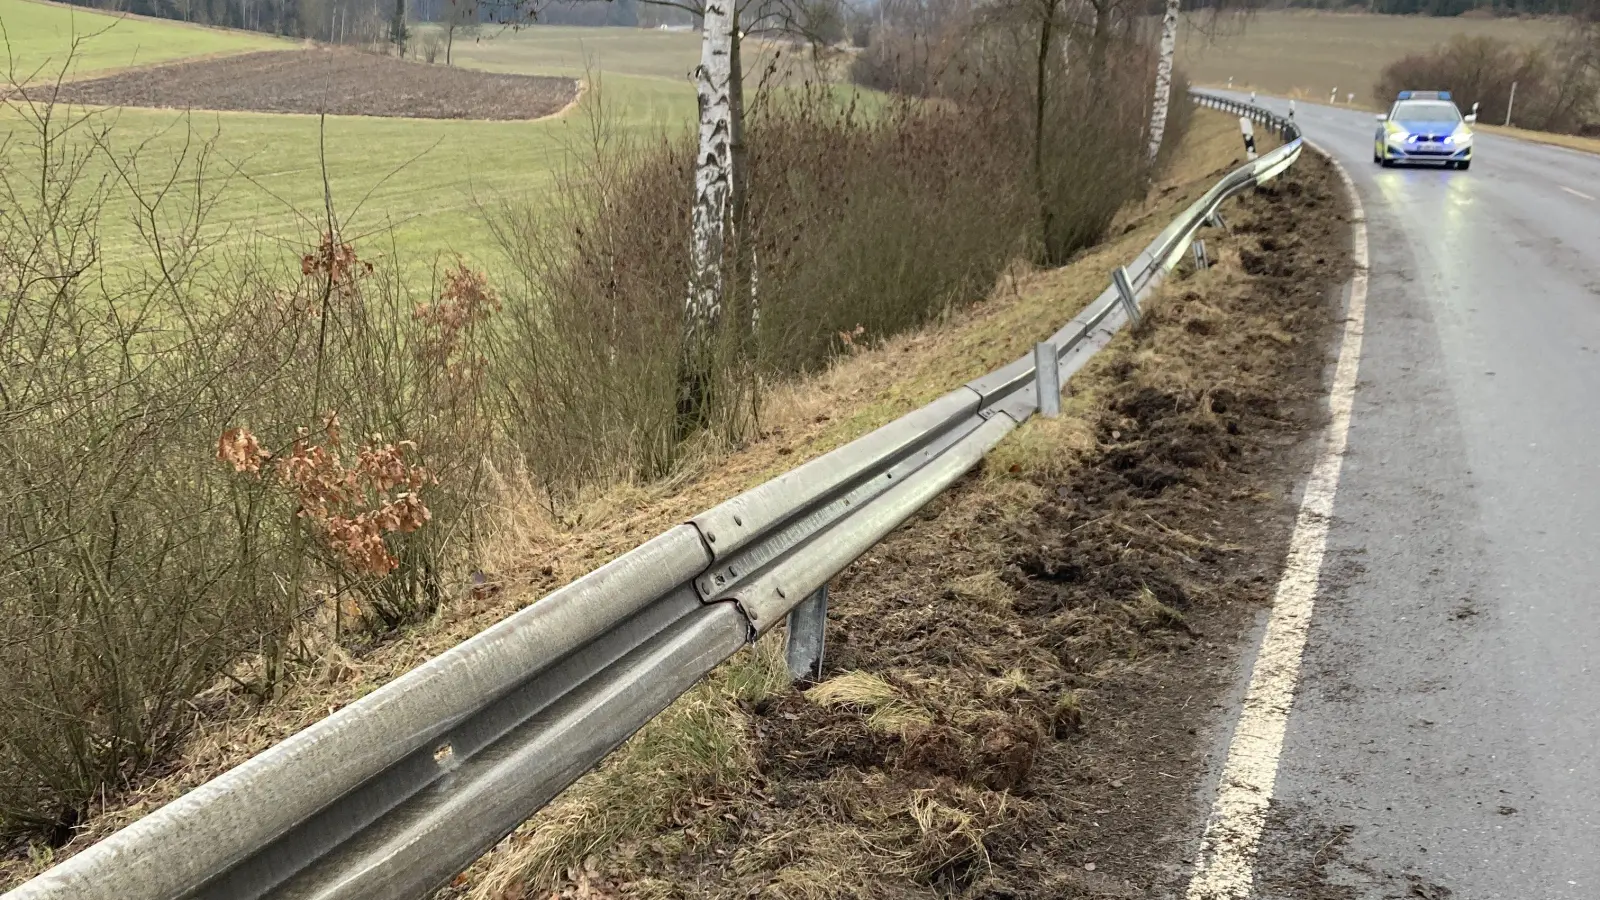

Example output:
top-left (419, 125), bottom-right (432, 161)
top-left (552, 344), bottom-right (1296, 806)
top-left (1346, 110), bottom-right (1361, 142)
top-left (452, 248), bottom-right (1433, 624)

top-left (1392, 101), bottom-right (1461, 123)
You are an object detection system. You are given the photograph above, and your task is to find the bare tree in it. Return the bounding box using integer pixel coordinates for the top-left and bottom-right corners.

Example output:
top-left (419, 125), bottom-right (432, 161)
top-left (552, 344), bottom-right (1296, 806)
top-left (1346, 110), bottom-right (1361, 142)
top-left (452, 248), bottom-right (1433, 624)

top-left (443, 0), bottom-right (480, 63)
top-left (391, 0), bottom-right (408, 53)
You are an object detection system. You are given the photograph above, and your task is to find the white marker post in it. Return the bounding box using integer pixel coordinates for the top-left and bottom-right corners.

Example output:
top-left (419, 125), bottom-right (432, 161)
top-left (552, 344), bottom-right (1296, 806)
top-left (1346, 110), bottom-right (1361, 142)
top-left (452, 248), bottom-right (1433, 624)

top-left (1250, 90), bottom-right (1257, 104)
top-left (1347, 92), bottom-right (1355, 105)
top-left (1506, 81), bottom-right (1517, 127)
top-left (1330, 86), bottom-right (1338, 104)
top-left (1288, 99), bottom-right (1296, 119)
top-left (1239, 116), bottom-right (1257, 161)
top-left (1228, 76), bottom-right (1234, 89)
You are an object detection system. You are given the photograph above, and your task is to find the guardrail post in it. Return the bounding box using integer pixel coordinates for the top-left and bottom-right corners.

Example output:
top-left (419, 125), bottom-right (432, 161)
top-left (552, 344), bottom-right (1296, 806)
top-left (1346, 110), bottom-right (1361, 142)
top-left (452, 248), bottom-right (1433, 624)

top-left (785, 584), bottom-right (828, 682)
top-left (1034, 342), bottom-right (1061, 417)
top-left (1192, 239), bottom-right (1210, 271)
top-left (1207, 211), bottom-right (1228, 232)
top-left (1112, 266), bottom-right (1141, 326)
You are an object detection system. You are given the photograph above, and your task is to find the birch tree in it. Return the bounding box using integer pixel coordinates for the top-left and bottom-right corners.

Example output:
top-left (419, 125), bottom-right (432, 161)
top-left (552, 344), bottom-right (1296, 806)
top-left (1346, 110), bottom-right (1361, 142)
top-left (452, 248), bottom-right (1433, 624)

top-left (1145, 0), bottom-right (1179, 162)
top-left (679, 0), bottom-right (735, 426)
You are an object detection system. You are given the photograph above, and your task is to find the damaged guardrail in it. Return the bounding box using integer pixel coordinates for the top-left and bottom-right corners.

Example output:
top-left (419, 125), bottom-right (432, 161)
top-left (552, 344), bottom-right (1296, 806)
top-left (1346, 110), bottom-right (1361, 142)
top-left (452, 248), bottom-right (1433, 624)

top-left (2, 90), bottom-right (1302, 900)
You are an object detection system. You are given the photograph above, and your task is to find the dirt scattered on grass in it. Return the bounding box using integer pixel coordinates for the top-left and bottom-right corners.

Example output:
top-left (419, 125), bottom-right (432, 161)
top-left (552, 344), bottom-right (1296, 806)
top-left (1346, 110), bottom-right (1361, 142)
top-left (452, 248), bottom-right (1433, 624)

top-left (0, 111), bottom-right (1298, 893)
top-left (442, 148), bottom-right (1353, 898)
top-left (50, 49), bottom-right (578, 120)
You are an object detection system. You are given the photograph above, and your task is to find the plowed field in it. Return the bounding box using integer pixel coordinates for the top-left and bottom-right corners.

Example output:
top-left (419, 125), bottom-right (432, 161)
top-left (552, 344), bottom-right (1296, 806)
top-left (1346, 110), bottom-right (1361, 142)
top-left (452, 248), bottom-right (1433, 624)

top-left (52, 49), bottom-right (578, 120)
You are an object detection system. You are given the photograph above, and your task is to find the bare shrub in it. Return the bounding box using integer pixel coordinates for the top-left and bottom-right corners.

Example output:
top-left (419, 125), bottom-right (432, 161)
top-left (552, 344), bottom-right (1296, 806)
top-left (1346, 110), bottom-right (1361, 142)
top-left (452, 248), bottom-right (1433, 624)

top-left (741, 87), bottom-right (1032, 373)
top-left (1375, 33), bottom-right (1600, 133)
top-left (420, 33), bottom-right (443, 63)
top-left (487, 81), bottom-right (1043, 500)
top-left (486, 106), bottom-right (740, 496)
top-left (0, 95), bottom-right (294, 834)
top-left (0, 86), bottom-right (493, 836)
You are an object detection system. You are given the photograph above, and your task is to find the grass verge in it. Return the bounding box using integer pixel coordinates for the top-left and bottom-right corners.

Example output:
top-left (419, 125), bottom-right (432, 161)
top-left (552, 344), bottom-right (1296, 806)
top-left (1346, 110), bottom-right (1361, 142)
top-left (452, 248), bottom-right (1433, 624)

top-left (442, 112), bottom-right (1334, 899)
top-left (0, 105), bottom-right (1250, 889)
top-left (1478, 122), bottom-right (1600, 155)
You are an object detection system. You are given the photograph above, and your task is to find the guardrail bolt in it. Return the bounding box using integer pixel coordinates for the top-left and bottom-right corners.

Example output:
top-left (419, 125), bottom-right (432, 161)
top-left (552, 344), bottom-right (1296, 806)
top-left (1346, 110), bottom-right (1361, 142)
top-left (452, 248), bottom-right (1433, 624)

top-left (1034, 341), bottom-right (1061, 418)
top-left (785, 584), bottom-right (828, 682)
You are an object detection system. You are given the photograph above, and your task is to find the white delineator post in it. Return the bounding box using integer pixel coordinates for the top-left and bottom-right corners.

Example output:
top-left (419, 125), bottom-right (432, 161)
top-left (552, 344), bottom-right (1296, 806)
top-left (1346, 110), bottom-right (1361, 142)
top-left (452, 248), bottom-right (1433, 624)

top-left (1505, 81), bottom-right (1517, 127)
top-left (1330, 86), bottom-right (1338, 104)
top-left (687, 0), bottom-right (735, 338)
top-left (1145, 0), bottom-right (1180, 163)
top-left (1239, 116), bottom-right (1257, 160)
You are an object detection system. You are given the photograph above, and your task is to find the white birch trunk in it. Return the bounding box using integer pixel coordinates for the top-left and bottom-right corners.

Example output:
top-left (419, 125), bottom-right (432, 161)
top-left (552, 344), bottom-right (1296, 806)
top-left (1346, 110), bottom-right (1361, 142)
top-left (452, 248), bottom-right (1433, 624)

top-left (687, 0), bottom-right (735, 339)
top-left (1145, 0), bottom-right (1180, 164)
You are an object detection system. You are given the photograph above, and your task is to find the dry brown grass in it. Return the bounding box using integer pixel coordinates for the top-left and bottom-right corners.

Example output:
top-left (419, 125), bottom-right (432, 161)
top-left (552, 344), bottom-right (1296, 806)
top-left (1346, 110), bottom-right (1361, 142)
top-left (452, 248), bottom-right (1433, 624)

top-left (1478, 122), bottom-right (1600, 154)
top-left (0, 107), bottom-right (1249, 891)
top-left (1180, 9), bottom-right (1564, 108)
top-left (427, 108), bottom-right (1273, 899)
top-left (448, 140), bottom-right (1350, 899)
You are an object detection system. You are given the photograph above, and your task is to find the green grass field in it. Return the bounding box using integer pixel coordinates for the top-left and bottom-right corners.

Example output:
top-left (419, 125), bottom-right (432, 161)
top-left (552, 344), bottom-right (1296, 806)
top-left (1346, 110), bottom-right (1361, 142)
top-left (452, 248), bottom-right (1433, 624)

top-left (1180, 10), bottom-right (1564, 108)
top-left (0, 0), bottom-right (282, 80)
top-left (22, 72), bottom-right (694, 272)
top-left (439, 24), bottom-right (702, 80)
top-left (1, 12), bottom-right (705, 278)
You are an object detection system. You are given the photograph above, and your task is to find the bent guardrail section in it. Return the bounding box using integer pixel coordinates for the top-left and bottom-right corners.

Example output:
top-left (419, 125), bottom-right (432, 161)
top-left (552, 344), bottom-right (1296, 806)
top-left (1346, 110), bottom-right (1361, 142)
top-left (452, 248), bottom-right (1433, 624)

top-left (2, 91), bottom-right (1302, 900)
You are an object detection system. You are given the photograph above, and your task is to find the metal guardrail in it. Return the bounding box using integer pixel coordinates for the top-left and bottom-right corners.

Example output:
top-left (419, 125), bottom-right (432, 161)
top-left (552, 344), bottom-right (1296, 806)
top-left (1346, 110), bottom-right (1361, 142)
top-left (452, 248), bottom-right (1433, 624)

top-left (3, 91), bottom-right (1302, 900)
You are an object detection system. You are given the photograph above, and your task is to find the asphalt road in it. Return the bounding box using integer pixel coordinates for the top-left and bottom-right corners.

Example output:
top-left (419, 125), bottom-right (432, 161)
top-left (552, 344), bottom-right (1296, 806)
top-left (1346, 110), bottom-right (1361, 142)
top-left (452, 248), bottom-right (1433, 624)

top-left (1211, 95), bottom-right (1600, 899)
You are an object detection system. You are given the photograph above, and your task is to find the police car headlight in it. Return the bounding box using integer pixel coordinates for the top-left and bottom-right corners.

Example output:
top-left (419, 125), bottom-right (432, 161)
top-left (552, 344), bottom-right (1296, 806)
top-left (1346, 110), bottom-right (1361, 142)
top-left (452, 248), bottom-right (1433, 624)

top-left (1387, 131), bottom-right (1410, 145)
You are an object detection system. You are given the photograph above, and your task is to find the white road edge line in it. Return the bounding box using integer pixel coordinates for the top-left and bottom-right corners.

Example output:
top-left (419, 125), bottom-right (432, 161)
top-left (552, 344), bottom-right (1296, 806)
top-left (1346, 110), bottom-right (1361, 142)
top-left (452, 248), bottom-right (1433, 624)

top-left (1561, 185), bottom-right (1595, 201)
top-left (1182, 141), bottom-right (1369, 900)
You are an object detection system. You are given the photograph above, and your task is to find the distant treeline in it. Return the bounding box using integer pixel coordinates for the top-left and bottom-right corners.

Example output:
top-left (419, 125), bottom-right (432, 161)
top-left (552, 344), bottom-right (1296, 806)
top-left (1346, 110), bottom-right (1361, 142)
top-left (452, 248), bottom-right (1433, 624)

top-left (60, 0), bottom-right (689, 48)
top-left (1278, 0), bottom-right (1589, 16)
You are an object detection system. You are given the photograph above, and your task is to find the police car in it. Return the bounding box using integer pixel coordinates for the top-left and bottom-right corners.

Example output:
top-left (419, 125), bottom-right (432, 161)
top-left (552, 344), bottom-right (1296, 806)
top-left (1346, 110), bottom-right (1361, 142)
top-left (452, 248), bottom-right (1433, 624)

top-left (1373, 91), bottom-right (1476, 170)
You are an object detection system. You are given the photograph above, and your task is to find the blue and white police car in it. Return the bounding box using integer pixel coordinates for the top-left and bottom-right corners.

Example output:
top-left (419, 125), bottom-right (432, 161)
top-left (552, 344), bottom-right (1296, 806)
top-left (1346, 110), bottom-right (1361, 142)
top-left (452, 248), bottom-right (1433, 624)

top-left (1373, 91), bottom-right (1476, 170)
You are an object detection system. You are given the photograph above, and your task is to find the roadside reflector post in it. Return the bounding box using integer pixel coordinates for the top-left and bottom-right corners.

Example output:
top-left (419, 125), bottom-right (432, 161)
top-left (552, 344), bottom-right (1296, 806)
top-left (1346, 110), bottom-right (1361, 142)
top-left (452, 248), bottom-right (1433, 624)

top-left (1506, 81), bottom-right (1517, 127)
top-left (1192, 239), bottom-right (1210, 271)
top-left (1330, 86), bottom-right (1337, 104)
top-left (1239, 116), bottom-right (1257, 160)
top-left (1227, 75), bottom-right (1233, 89)
top-left (1288, 99), bottom-right (1296, 118)
top-left (1112, 266), bottom-right (1141, 326)
top-left (1034, 342), bottom-right (1061, 418)
top-left (785, 583), bottom-right (828, 682)
top-left (1347, 92), bottom-right (1354, 104)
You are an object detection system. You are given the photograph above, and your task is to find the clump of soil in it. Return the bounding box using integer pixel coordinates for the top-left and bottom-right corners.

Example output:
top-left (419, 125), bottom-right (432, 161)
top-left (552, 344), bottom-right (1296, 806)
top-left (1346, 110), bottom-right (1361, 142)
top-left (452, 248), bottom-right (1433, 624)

top-left (509, 152), bottom-right (1352, 898)
top-left (52, 49), bottom-right (578, 120)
